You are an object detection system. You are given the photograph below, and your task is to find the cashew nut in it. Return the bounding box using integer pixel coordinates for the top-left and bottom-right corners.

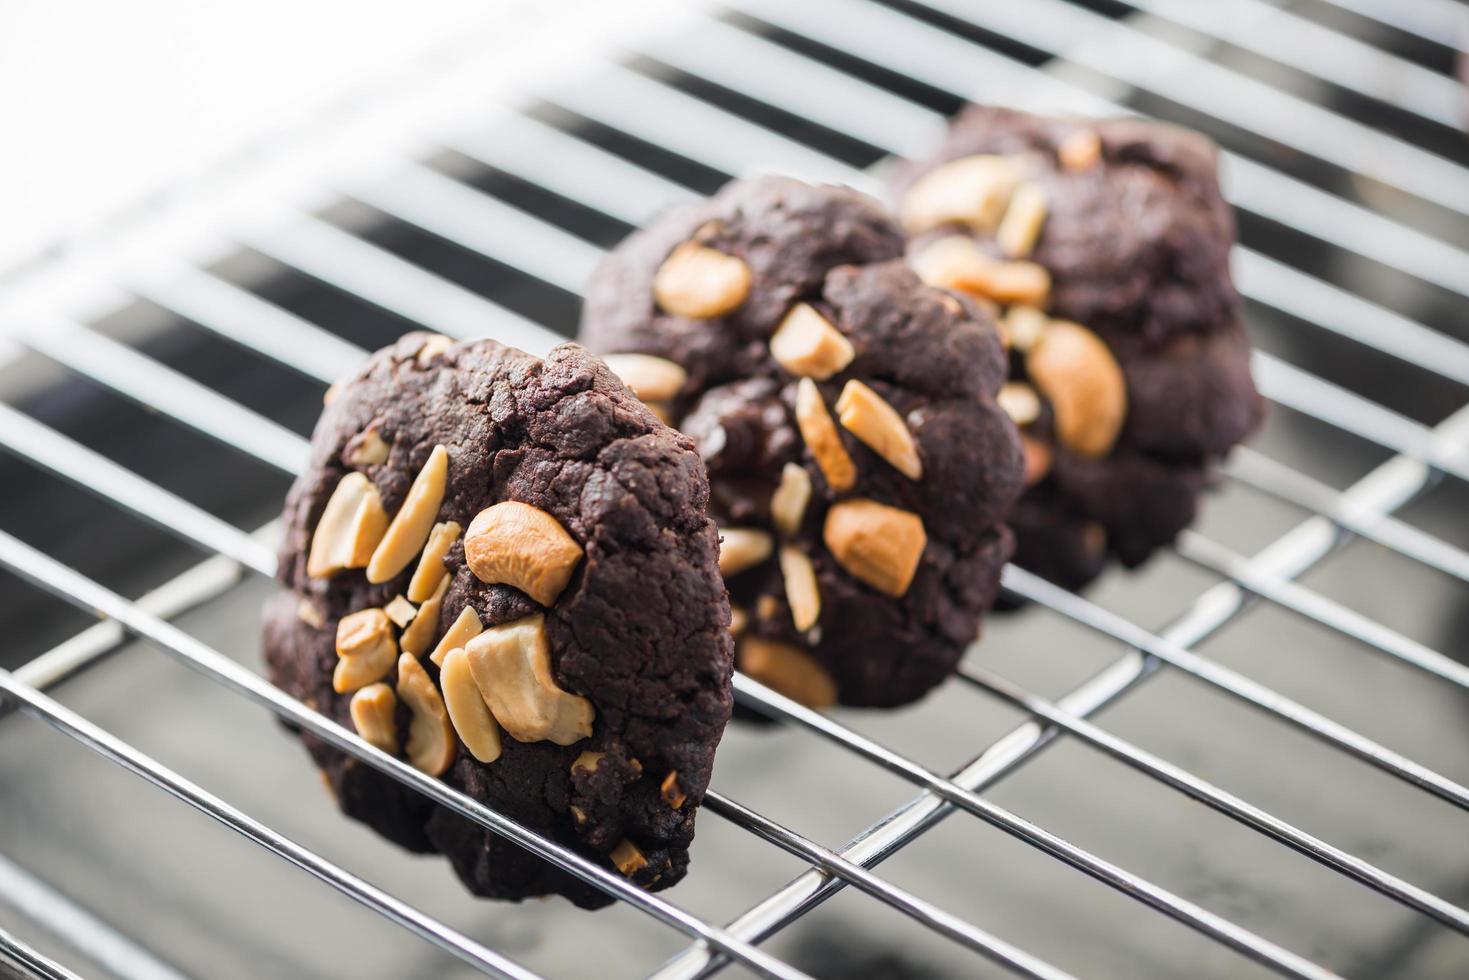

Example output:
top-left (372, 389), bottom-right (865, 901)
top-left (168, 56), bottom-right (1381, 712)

top-left (1025, 320), bottom-right (1127, 457)
top-left (333, 608), bottom-right (398, 694)
top-left (653, 241), bottom-right (751, 319)
top-left (823, 498), bottom-right (927, 598)
top-left (464, 614), bottom-right (595, 746)
top-left (463, 501), bottom-right (584, 607)
top-left (396, 653), bottom-right (456, 776)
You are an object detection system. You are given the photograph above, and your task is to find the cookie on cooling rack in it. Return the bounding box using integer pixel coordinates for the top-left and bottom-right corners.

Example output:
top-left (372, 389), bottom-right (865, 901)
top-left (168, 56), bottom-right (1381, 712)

top-left (579, 176), bottom-right (1024, 709)
top-left (262, 333), bottom-right (733, 908)
top-left (892, 105), bottom-right (1263, 591)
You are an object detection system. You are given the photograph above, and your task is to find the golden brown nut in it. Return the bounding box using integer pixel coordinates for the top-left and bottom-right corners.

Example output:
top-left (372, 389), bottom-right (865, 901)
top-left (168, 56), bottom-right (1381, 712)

top-left (997, 382), bottom-right (1042, 427)
top-left (823, 499), bottom-right (927, 598)
top-left (396, 653), bottom-right (456, 776)
top-left (778, 546), bottom-right (821, 632)
top-left (738, 637), bottom-right (838, 709)
top-left (1002, 306), bottom-right (1049, 352)
top-left (407, 520), bottom-right (461, 602)
top-left (1025, 320), bottom-right (1127, 458)
top-left (909, 237), bottom-right (1049, 307)
top-left (602, 353), bottom-right (688, 402)
top-left (463, 501), bottom-right (583, 606)
top-left (729, 606), bottom-right (749, 637)
top-left (900, 154), bottom-right (1022, 235)
top-left (367, 444), bottom-right (448, 584)
top-left (307, 473), bottom-right (389, 578)
top-left (440, 646), bottom-right (503, 764)
top-left (347, 428), bottom-right (390, 466)
top-left (349, 683), bottom-right (398, 755)
top-left (400, 575), bottom-right (449, 657)
top-left (429, 605), bottom-right (484, 668)
top-left (464, 614), bottom-right (595, 745)
top-left (769, 304), bottom-right (855, 380)
top-left (996, 182), bottom-right (1047, 259)
top-left (718, 528), bottom-right (773, 577)
top-left (794, 378), bottom-right (856, 492)
top-left (571, 750), bottom-right (605, 773)
top-left (660, 771), bottom-right (686, 809)
top-left (610, 839), bottom-right (649, 876)
top-left (769, 462), bottom-right (812, 538)
top-left (384, 595), bottom-right (417, 628)
top-left (653, 242), bottom-right (751, 319)
top-left (333, 608), bottom-right (398, 694)
top-left (835, 380), bottom-right (922, 480)
top-left (1059, 130), bottom-right (1102, 171)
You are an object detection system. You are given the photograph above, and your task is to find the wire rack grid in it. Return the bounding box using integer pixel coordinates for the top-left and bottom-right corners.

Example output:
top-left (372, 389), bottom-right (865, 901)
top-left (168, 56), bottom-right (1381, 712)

top-left (0, 0), bottom-right (1467, 977)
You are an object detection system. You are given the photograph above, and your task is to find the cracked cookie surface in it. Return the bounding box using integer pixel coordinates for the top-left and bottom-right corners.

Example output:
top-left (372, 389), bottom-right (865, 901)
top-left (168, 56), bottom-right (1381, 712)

top-left (581, 177), bottom-right (1023, 708)
top-left (893, 106), bottom-right (1263, 590)
top-left (264, 333), bottom-right (732, 908)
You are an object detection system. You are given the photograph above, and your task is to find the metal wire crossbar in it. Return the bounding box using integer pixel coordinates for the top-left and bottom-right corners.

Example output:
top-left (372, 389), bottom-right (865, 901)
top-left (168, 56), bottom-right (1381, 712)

top-left (0, 0), bottom-right (1466, 977)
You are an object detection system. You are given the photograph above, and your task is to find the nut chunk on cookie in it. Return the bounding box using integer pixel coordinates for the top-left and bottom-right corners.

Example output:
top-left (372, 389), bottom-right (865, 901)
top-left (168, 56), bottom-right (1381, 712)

top-left (263, 333), bottom-right (732, 908)
top-left (894, 105), bottom-right (1262, 592)
top-left (580, 176), bottom-right (1024, 708)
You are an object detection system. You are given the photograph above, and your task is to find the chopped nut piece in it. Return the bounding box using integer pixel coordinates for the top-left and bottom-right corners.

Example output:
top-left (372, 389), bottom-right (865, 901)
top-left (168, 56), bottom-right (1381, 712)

top-left (769, 304), bottom-right (854, 380)
top-left (1021, 434), bottom-right (1054, 486)
top-left (602, 353), bottom-right (688, 402)
top-left (997, 382), bottom-right (1042, 427)
top-left (333, 608), bottom-right (398, 693)
top-left (407, 521), bottom-right (462, 603)
top-left (1003, 306), bottom-right (1049, 352)
top-left (430, 605), bottom-right (483, 668)
top-left (729, 607), bottom-right (749, 637)
top-left (653, 242), bottom-right (751, 319)
top-left (823, 499), bottom-right (927, 598)
top-left (415, 334), bottom-right (455, 366)
top-left (440, 647), bottom-right (503, 764)
top-left (296, 599), bottom-right (326, 630)
top-left (738, 637), bottom-right (838, 709)
top-left (900, 154), bottom-right (1021, 235)
top-left (661, 771), bottom-right (686, 809)
top-left (570, 805), bottom-right (589, 825)
top-left (571, 751), bottom-right (605, 773)
top-left (755, 595), bottom-right (781, 622)
top-left (996, 182), bottom-right (1047, 259)
top-left (718, 528), bottom-right (773, 577)
top-left (770, 463), bottom-right (812, 538)
top-left (1025, 320), bottom-right (1127, 457)
top-left (400, 575), bottom-right (449, 657)
top-left (366, 445), bottom-right (448, 584)
top-left (396, 653), bottom-right (455, 776)
top-left (307, 473), bottom-right (389, 578)
top-left (464, 614), bottom-right (595, 745)
top-left (463, 501), bottom-right (584, 606)
top-left (835, 380), bottom-right (922, 480)
top-left (909, 237), bottom-right (1049, 307)
top-left (794, 378), bottom-right (856, 492)
top-left (347, 428), bottom-right (390, 466)
top-left (779, 546), bottom-right (821, 631)
top-left (384, 595), bottom-right (417, 628)
top-left (349, 683), bottom-right (398, 755)
top-left (628, 757), bottom-right (643, 775)
top-left (610, 839), bottom-right (648, 876)
top-left (1059, 130), bottom-right (1102, 171)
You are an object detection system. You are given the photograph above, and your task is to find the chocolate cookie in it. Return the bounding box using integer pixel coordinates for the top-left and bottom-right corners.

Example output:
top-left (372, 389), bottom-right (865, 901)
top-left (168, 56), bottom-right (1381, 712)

top-left (580, 177), bottom-right (1024, 708)
top-left (263, 333), bottom-right (733, 908)
top-left (893, 105), bottom-right (1263, 590)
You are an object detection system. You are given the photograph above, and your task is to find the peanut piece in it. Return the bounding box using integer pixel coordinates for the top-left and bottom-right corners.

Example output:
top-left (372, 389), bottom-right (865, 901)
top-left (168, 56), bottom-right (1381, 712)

top-left (794, 378), bottom-right (856, 492)
top-left (440, 647), bottom-right (503, 764)
top-left (998, 382), bottom-right (1042, 427)
top-left (349, 683), bottom-right (398, 755)
top-left (464, 614), bottom-right (595, 746)
top-left (1003, 306), bottom-right (1049, 352)
top-left (1025, 320), bottom-right (1127, 457)
top-left (347, 428), bottom-right (390, 466)
top-left (769, 462), bottom-right (812, 538)
top-left (823, 499), bottom-right (927, 598)
top-left (738, 637), bottom-right (838, 709)
top-left (307, 473), bottom-right (389, 578)
top-left (779, 546), bottom-right (821, 632)
top-left (384, 595), bottom-right (417, 628)
top-left (571, 751), bottom-right (605, 773)
top-left (653, 242), bottom-right (751, 319)
top-left (407, 521), bottom-right (461, 603)
top-left (611, 839), bottom-right (648, 876)
top-left (396, 653), bottom-right (455, 776)
top-left (366, 444), bottom-right (448, 584)
top-left (769, 304), bottom-right (854, 380)
top-left (661, 772), bottom-right (686, 809)
top-left (909, 237), bottom-right (1049, 307)
top-left (1059, 130), bottom-right (1102, 171)
top-left (463, 501), bottom-right (583, 606)
top-left (296, 599), bottom-right (326, 630)
top-left (835, 380), bottom-right (922, 480)
top-left (400, 575), bottom-right (449, 658)
top-left (996, 182), bottom-right (1047, 259)
top-left (415, 334), bottom-right (455, 366)
top-left (900, 154), bottom-right (1021, 235)
top-left (429, 605), bottom-right (483, 668)
top-left (602, 353), bottom-right (687, 402)
top-left (719, 528), bottom-right (773, 577)
top-left (333, 608), bottom-right (398, 694)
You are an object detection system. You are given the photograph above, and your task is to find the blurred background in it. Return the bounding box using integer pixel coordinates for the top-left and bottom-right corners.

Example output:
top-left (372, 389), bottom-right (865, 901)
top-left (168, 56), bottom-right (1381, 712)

top-left (1, 1), bottom-right (1468, 978)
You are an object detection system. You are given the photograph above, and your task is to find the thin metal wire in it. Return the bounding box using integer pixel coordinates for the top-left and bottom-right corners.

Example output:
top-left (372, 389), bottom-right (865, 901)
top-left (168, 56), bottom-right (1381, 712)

top-left (0, 532), bottom-right (813, 980)
top-left (0, 670), bottom-right (546, 980)
top-left (0, 925), bottom-right (80, 980)
top-left (953, 664), bottom-right (1469, 935)
top-left (1174, 529), bottom-right (1469, 688)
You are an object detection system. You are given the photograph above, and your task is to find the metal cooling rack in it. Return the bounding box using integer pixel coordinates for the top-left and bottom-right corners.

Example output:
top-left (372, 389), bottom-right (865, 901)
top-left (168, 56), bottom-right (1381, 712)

top-left (1, 0), bottom-right (1467, 977)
